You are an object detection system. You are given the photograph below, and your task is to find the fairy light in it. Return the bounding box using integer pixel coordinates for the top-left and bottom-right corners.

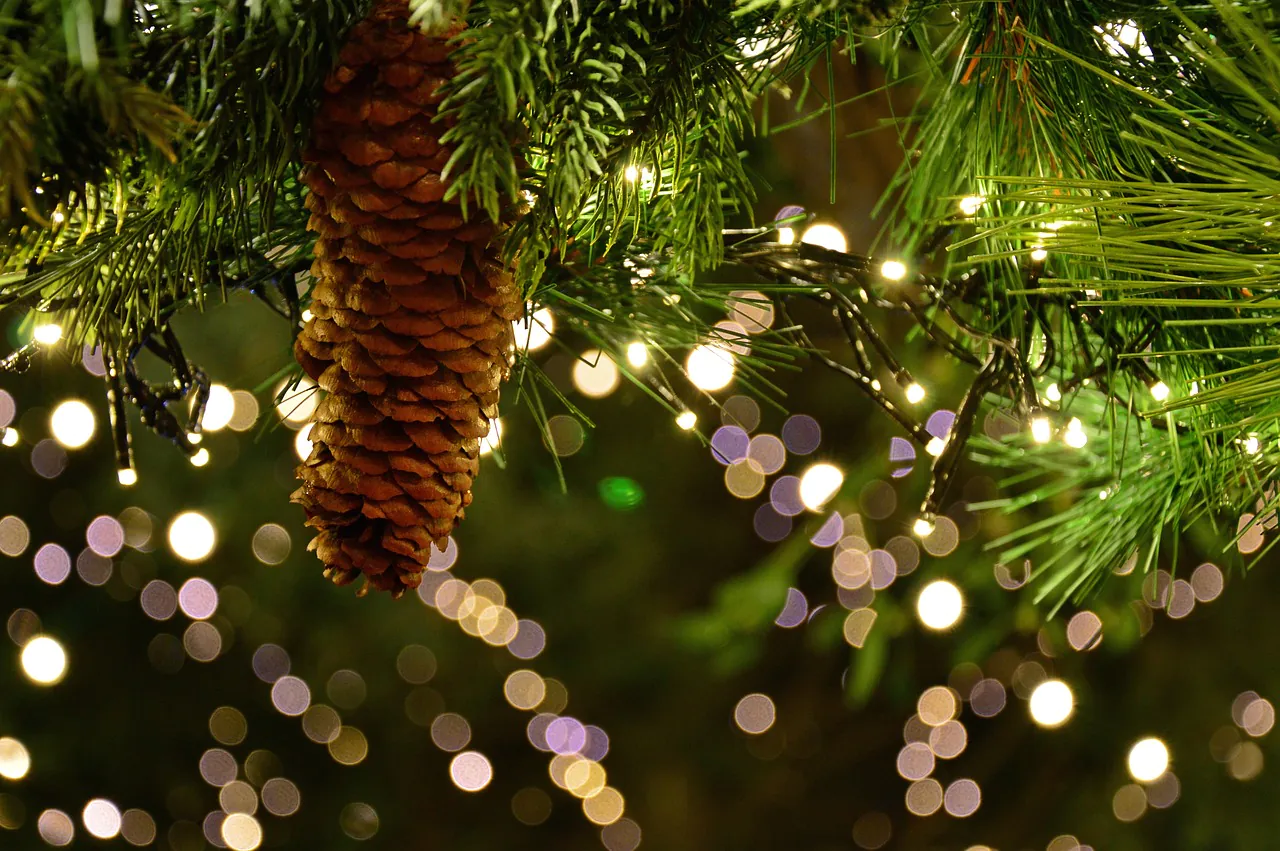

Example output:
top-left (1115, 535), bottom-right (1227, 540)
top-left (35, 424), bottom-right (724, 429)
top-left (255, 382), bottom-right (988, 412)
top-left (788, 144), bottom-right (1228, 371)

top-left (958, 195), bottom-right (984, 216)
top-left (905, 383), bottom-right (926, 404)
top-left (675, 411), bottom-right (697, 431)
top-left (167, 512), bottom-right (216, 562)
top-left (1030, 246), bottom-right (1048, 262)
top-left (1028, 680), bottom-right (1074, 728)
top-left (294, 424), bottom-right (314, 461)
top-left (798, 463), bottom-right (844, 510)
top-left (1044, 383), bottom-right (1061, 403)
top-left (515, 308), bottom-right (555, 352)
top-left (117, 468), bottom-right (137, 486)
top-left (1149, 381), bottom-right (1170, 402)
top-left (187, 432), bottom-right (202, 445)
top-left (33, 323), bottom-right (63, 345)
top-left (623, 165), bottom-right (640, 182)
top-left (776, 226), bottom-right (796, 245)
top-left (0, 738), bottom-right (30, 780)
top-left (1030, 416), bottom-right (1052, 444)
top-left (50, 400), bottom-right (96, 449)
top-left (880, 260), bottom-right (908, 282)
top-left (800, 223), bottom-right (848, 254)
top-left (915, 580), bottom-right (963, 630)
top-left (685, 344), bottom-right (735, 391)
top-left (626, 342), bottom-right (649, 368)
top-left (202, 385), bottom-right (236, 432)
top-left (1243, 435), bottom-right (1261, 456)
top-left (925, 437), bottom-right (947, 457)
top-left (479, 419), bottom-right (503, 455)
top-left (1063, 418), bottom-right (1087, 449)
top-left (912, 517), bottom-right (935, 538)
top-left (21, 635), bottom-right (68, 685)
top-left (1127, 738), bottom-right (1170, 783)
top-left (190, 448), bottom-right (211, 467)
top-left (2, 428), bottom-right (18, 447)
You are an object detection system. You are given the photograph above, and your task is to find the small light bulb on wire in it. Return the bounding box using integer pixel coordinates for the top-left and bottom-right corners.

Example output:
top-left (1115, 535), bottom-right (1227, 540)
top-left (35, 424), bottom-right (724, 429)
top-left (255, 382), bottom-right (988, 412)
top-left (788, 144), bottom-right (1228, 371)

top-left (675, 411), bottom-right (697, 430)
top-left (905, 383), bottom-right (926, 405)
top-left (1243, 435), bottom-right (1261, 456)
top-left (187, 432), bottom-right (203, 445)
top-left (624, 165), bottom-right (640, 182)
top-left (117, 468), bottom-right (138, 486)
top-left (33, 323), bottom-right (63, 345)
top-left (1030, 416), bottom-right (1052, 444)
top-left (912, 517), bottom-right (935, 538)
top-left (1, 428), bottom-right (17, 447)
top-left (1044, 383), bottom-right (1061, 403)
top-left (190, 448), bottom-right (210, 467)
top-left (1063, 418), bottom-right (1087, 449)
top-left (626, 342), bottom-right (649, 369)
top-left (1030, 246), bottom-right (1048, 262)
top-left (880, 260), bottom-right (908, 282)
top-left (925, 437), bottom-right (947, 457)
top-left (776, 226), bottom-right (796, 245)
top-left (958, 195), bottom-right (985, 216)
top-left (1149, 381), bottom-right (1170, 402)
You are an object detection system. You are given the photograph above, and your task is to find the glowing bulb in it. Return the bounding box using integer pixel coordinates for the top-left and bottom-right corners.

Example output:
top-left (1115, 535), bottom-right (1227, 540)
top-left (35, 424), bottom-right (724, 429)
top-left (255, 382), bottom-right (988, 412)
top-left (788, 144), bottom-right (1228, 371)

top-left (50, 210), bottom-right (65, 225)
top-left (1242, 435), bottom-right (1261, 455)
top-left (33, 323), bottom-right (63, 345)
top-left (1149, 381), bottom-right (1170, 402)
top-left (675, 411), bottom-right (697, 431)
top-left (480, 418), bottom-right (503, 455)
top-left (190, 448), bottom-right (211, 467)
top-left (202, 385), bottom-right (236, 432)
top-left (21, 635), bottom-right (67, 685)
top-left (0, 737), bottom-right (31, 779)
top-left (685, 345), bottom-right (735, 391)
top-left (925, 437), bottom-right (947, 457)
top-left (515, 308), bottom-right (554, 352)
top-left (623, 165), bottom-right (640, 182)
top-left (880, 260), bottom-right (908, 281)
top-left (626, 342), bottom-right (649, 368)
top-left (1044, 383), bottom-right (1061, 403)
top-left (800, 223), bottom-right (848, 253)
top-left (958, 195), bottom-right (985, 216)
top-left (187, 432), bottom-right (202, 445)
top-left (167, 511), bottom-right (216, 562)
top-left (301, 308), bottom-right (314, 323)
top-left (912, 517), bottom-right (935, 538)
top-left (82, 799), bottom-right (121, 839)
top-left (2, 428), bottom-right (18, 447)
top-left (777, 226), bottom-right (796, 245)
top-left (1127, 737), bottom-right (1170, 783)
top-left (798, 463), bottom-right (844, 510)
top-left (1030, 416), bottom-right (1052, 444)
top-left (117, 468), bottom-right (137, 486)
top-left (294, 423), bottom-right (314, 461)
top-left (572, 349), bottom-right (621, 398)
top-left (915, 580), bottom-right (963, 630)
top-left (1063, 418), bottom-right (1087, 449)
top-left (905, 383), bottom-right (926, 405)
top-left (49, 400), bottom-right (96, 448)
top-left (1028, 679), bottom-right (1074, 728)
top-left (274, 377), bottom-right (318, 426)
top-left (1030, 247), bottom-right (1048, 262)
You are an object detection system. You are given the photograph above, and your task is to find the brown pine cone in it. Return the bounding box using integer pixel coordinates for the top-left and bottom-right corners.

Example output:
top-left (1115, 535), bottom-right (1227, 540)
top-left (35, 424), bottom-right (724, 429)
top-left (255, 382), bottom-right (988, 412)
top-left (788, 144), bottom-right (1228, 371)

top-left (291, 0), bottom-right (521, 597)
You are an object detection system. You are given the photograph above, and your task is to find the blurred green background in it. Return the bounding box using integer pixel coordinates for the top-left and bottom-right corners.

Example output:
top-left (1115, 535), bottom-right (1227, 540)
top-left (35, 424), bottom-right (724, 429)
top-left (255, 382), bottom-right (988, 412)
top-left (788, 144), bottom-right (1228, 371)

top-left (1, 57), bottom-right (1278, 851)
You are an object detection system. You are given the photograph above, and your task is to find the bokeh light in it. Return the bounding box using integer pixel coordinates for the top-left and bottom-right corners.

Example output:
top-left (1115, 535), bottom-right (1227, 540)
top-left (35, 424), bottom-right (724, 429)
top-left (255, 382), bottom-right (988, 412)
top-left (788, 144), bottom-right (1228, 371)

top-left (221, 813), bottom-right (263, 851)
top-left (733, 693), bottom-right (776, 734)
top-left (1029, 680), bottom-right (1075, 728)
top-left (262, 778), bottom-right (301, 816)
top-left (572, 350), bottom-right (621, 398)
top-left (82, 799), bottom-right (121, 839)
top-left (800, 223), bottom-right (847, 253)
top-left (167, 512), bottom-right (216, 562)
top-left (339, 802), bottom-right (379, 840)
top-left (328, 727), bottom-right (369, 766)
top-left (798, 463), bottom-right (843, 511)
top-left (0, 516), bottom-right (30, 557)
top-left (943, 779), bottom-right (981, 817)
top-left (49, 400), bottom-right (95, 448)
top-left (1113, 784), bottom-right (1148, 822)
top-left (915, 580), bottom-right (963, 630)
top-left (178, 578), bottom-right (219, 620)
top-left (120, 809), bottom-right (157, 845)
top-left (1127, 737), bottom-right (1170, 783)
top-left (449, 751), bottom-right (493, 792)
top-left (904, 779), bottom-right (943, 816)
top-left (0, 738), bottom-right (30, 780)
top-left (33, 323), bottom-right (62, 345)
top-left (515, 308), bottom-right (554, 352)
top-left (685, 344), bottom-right (735, 391)
top-left (37, 809), bottom-right (74, 846)
top-left (33, 543), bottom-right (71, 585)
top-left (201, 385), bottom-right (235, 432)
top-left (271, 676), bottom-right (311, 716)
top-left (275, 377), bottom-right (318, 427)
top-left (21, 635), bottom-right (67, 684)
top-left (582, 787), bottom-right (625, 825)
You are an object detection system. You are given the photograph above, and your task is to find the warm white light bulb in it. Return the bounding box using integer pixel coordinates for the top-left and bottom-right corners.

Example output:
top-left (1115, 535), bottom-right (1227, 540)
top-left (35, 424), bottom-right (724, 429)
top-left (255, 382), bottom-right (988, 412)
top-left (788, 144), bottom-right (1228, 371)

top-left (515, 308), bottom-right (555, 352)
top-left (1044, 383), bottom-right (1061, 403)
top-left (1030, 247), bottom-right (1048, 262)
top-left (925, 437), bottom-right (946, 457)
top-left (685, 345), bottom-right (735, 391)
top-left (201, 385), bottom-right (236, 432)
top-left (798, 463), bottom-right (844, 510)
top-left (480, 418), bottom-right (503, 455)
top-left (880, 260), bottom-right (908, 282)
top-left (190, 448), bottom-right (211, 467)
top-left (1127, 737), bottom-right (1170, 783)
top-left (776, 226), bottom-right (796, 245)
top-left (50, 400), bottom-right (96, 449)
top-left (905, 383), bottom-right (926, 405)
top-left (800, 223), bottom-right (848, 254)
top-left (912, 517), bottom-right (935, 538)
top-left (187, 432), bottom-right (202, 445)
top-left (167, 511), bottom-right (216, 562)
top-left (1149, 381), bottom-right (1170, 402)
top-left (21, 635), bottom-right (68, 685)
top-left (1030, 416), bottom-right (1052, 444)
top-left (624, 165), bottom-right (640, 182)
top-left (1, 428), bottom-right (18, 447)
top-left (958, 195), bottom-right (985, 216)
top-left (1063, 418), bottom-right (1087, 449)
top-left (117, 468), bottom-right (137, 486)
top-left (626, 342), bottom-right (649, 368)
top-left (33, 323), bottom-right (63, 345)
top-left (675, 411), bottom-right (697, 431)
top-left (915, 580), bottom-right (963, 630)
top-left (1028, 679), bottom-right (1074, 728)
top-left (1244, 435), bottom-right (1261, 456)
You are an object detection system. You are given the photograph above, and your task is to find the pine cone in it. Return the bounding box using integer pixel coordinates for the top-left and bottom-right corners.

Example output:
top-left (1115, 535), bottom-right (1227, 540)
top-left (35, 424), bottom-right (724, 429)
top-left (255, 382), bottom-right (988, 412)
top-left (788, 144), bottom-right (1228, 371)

top-left (291, 0), bottom-right (520, 597)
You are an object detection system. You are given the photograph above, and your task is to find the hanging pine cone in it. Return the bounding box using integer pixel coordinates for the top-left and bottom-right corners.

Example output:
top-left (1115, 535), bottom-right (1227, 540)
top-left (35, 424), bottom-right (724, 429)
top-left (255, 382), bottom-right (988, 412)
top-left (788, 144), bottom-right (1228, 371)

top-left (291, 0), bottom-right (521, 597)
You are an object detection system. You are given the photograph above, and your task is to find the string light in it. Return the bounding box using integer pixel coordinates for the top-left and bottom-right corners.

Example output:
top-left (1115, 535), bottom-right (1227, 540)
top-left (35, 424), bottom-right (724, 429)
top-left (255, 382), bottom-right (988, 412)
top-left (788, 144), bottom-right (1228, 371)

top-left (1030, 246), bottom-right (1048, 262)
top-left (1028, 680), bottom-right (1074, 728)
top-left (925, 437), bottom-right (947, 457)
top-left (915, 580), bottom-right (963, 630)
top-left (623, 165), bottom-right (640, 182)
top-left (202, 385), bottom-right (236, 432)
top-left (800, 223), bottom-right (848, 254)
top-left (1063, 418), bottom-right (1087, 449)
top-left (685, 344), bottom-right (735, 391)
top-left (2, 427), bottom-right (18, 447)
top-left (572, 350), bottom-right (621, 398)
top-left (1242, 435), bottom-right (1261, 456)
top-left (912, 517), bottom-right (935, 538)
top-left (1030, 416), bottom-right (1052, 444)
top-left (1044, 383), bottom-right (1061, 403)
top-left (480, 419), bottom-right (503, 455)
top-left (905, 383), bottom-right (926, 404)
top-left (187, 432), bottom-right (203, 445)
top-left (515, 308), bottom-right (554, 352)
top-left (0, 737), bottom-right (31, 780)
top-left (675, 411), bottom-right (697, 431)
top-left (880, 260), bottom-right (908, 281)
top-left (21, 635), bottom-right (68, 685)
top-left (33, 323), bottom-right (63, 345)
top-left (49, 400), bottom-right (96, 449)
top-left (167, 511), bottom-right (216, 562)
top-left (958, 195), bottom-right (985, 216)
top-left (190, 448), bottom-right (211, 467)
top-left (798, 463), bottom-right (844, 510)
top-left (1127, 738), bottom-right (1170, 783)
top-left (1149, 381), bottom-right (1170, 402)
top-left (776, 226), bottom-right (796, 245)
top-left (117, 468), bottom-right (137, 486)
top-left (626, 342), bottom-right (649, 368)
